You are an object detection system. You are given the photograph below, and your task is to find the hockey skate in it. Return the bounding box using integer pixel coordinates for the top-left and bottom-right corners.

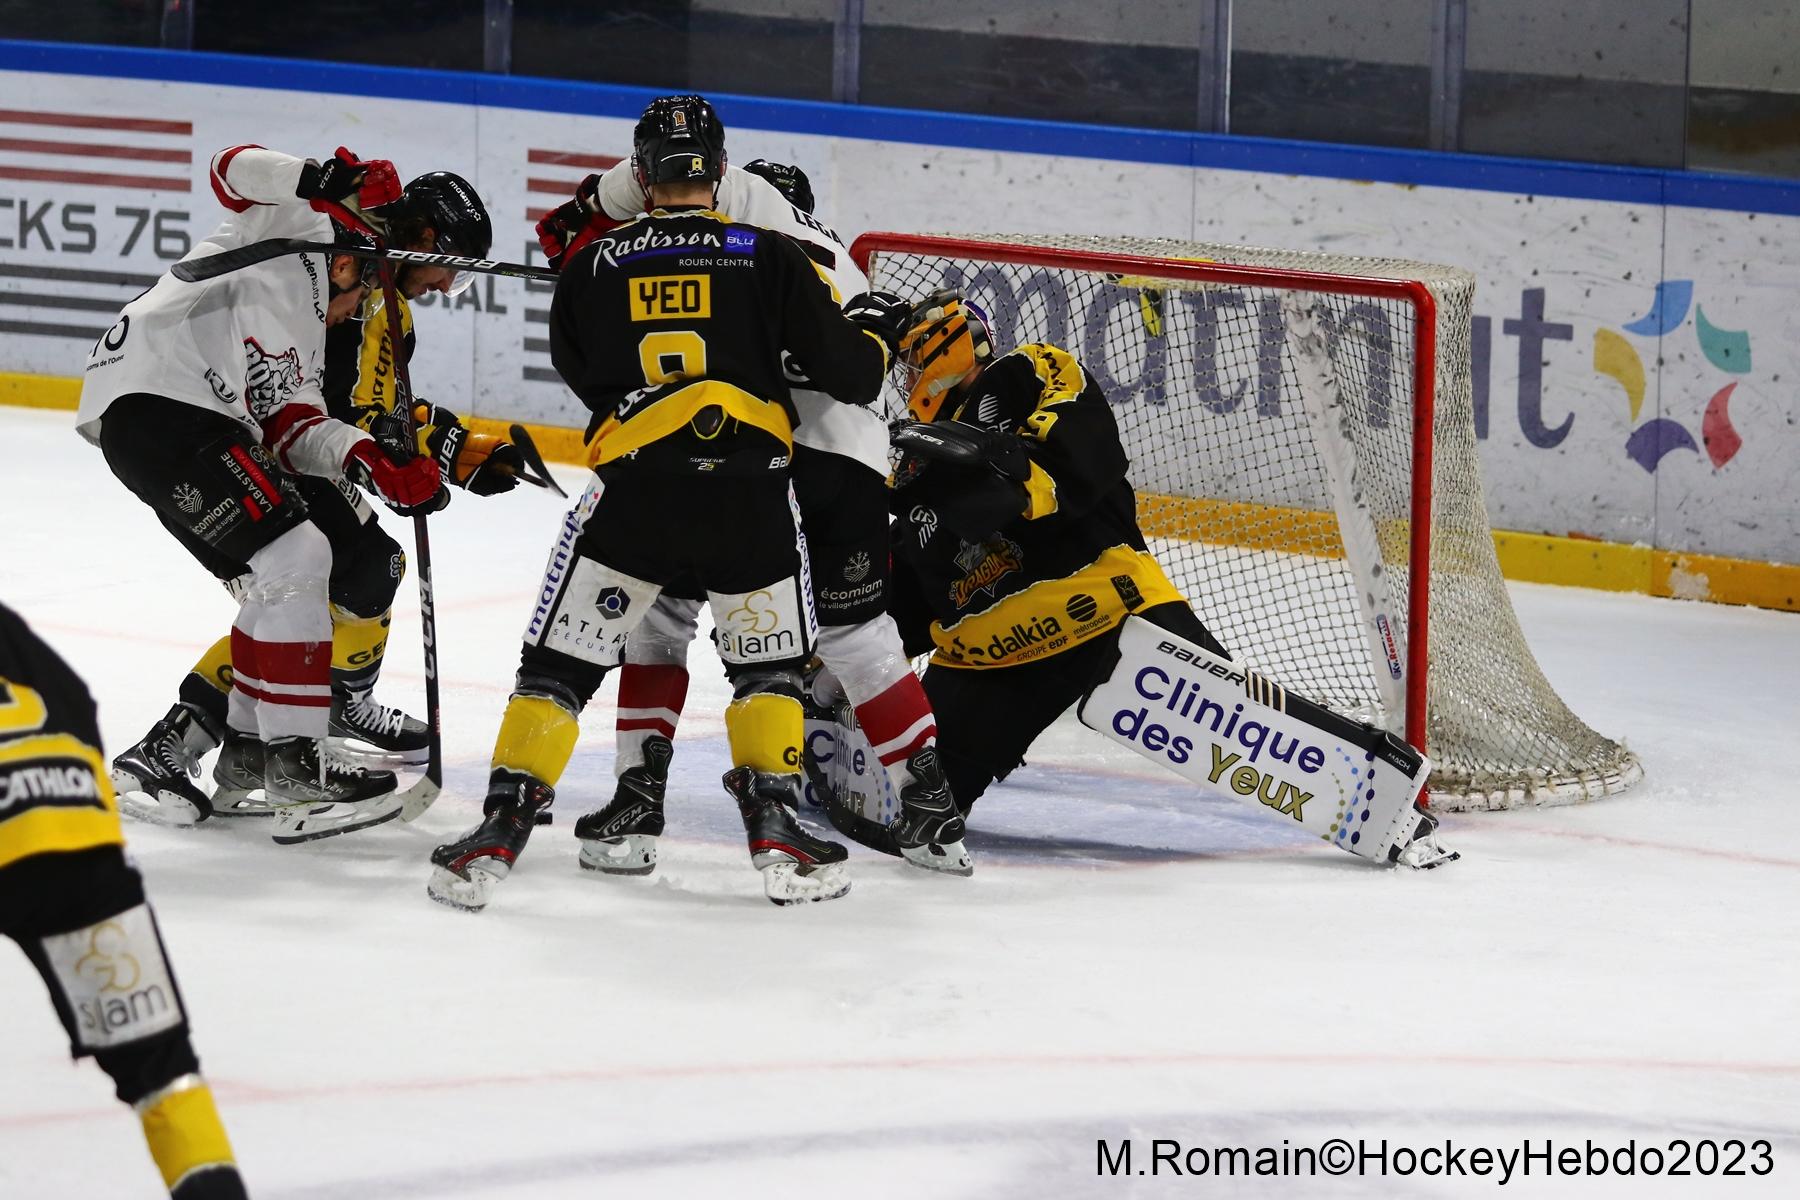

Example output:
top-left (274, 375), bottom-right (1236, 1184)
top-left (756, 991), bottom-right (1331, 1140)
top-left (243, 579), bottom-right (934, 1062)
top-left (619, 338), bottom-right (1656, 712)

top-left (1394, 806), bottom-right (1461, 870)
top-left (887, 747), bottom-right (973, 877)
top-left (264, 737), bottom-right (403, 844)
top-left (208, 729), bottom-right (280, 818)
top-left (329, 687), bottom-right (430, 765)
top-left (575, 735), bottom-right (671, 876)
top-left (724, 766), bottom-right (851, 906)
top-left (111, 704), bottom-right (220, 827)
top-left (427, 771), bottom-right (554, 912)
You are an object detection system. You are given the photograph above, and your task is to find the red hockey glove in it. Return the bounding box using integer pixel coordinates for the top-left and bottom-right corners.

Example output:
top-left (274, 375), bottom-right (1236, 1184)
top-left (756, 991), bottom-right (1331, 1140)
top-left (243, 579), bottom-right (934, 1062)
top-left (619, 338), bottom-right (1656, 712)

top-left (345, 439), bottom-right (448, 516)
top-left (298, 148), bottom-right (403, 232)
top-left (536, 173), bottom-right (614, 272)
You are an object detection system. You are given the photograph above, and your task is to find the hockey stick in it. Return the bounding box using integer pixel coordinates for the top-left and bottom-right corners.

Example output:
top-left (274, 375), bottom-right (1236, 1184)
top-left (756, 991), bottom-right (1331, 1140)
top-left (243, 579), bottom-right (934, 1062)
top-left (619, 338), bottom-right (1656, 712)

top-left (507, 423), bottom-right (569, 497)
top-left (370, 261), bottom-right (446, 822)
top-left (170, 239), bottom-right (560, 285)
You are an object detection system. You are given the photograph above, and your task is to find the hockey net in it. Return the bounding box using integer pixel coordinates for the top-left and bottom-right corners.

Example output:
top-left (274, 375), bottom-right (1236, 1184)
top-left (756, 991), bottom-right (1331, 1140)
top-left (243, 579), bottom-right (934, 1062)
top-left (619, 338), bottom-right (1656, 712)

top-left (853, 232), bottom-right (1642, 810)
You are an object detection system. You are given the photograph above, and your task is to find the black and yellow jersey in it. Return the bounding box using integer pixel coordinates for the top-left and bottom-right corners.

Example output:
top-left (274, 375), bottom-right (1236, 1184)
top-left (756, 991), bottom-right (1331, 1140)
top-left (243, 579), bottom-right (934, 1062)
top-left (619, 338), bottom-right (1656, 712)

top-left (548, 207), bottom-right (888, 474)
top-left (0, 603), bottom-right (124, 872)
top-left (323, 290), bottom-right (415, 427)
top-left (889, 343), bottom-right (1185, 670)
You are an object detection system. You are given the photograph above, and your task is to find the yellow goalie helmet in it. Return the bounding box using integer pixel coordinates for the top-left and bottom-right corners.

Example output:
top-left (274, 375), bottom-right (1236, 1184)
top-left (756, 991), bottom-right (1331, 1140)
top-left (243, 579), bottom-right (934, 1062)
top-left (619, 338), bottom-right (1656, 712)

top-left (898, 288), bottom-right (995, 422)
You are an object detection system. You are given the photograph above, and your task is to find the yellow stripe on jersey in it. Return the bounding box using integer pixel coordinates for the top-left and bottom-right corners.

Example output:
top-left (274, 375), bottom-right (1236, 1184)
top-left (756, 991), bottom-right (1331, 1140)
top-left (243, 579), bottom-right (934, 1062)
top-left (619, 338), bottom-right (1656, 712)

top-left (929, 545), bottom-right (1185, 671)
top-left (1018, 343), bottom-right (1085, 405)
top-left (589, 379), bottom-right (794, 466)
top-left (1021, 461), bottom-right (1059, 520)
top-left (0, 680), bottom-right (49, 736)
top-left (0, 732), bottom-right (124, 869)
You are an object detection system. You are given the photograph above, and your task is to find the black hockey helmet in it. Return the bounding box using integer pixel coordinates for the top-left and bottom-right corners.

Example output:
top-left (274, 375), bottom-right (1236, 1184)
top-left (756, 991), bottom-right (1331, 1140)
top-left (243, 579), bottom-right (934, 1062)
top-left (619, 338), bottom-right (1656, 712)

top-left (633, 94), bottom-right (727, 191)
top-left (327, 218), bottom-right (381, 296)
top-left (390, 171), bottom-right (492, 259)
top-left (743, 158), bottom-right (814, 215)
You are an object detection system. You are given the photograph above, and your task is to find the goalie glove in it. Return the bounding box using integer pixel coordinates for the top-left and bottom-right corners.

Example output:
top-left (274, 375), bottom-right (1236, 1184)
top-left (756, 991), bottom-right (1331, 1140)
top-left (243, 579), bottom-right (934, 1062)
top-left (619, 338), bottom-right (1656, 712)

top-left (891, 419), bottom-right (1031, 482)
top-left (368, 403), bottom-right (525, 496)
top-left (297, 147), bottom-right (402, 232)
top-left (891, 421), bottom-right (1030, 543)
top-left (345, 438), bottom-right (447, 516)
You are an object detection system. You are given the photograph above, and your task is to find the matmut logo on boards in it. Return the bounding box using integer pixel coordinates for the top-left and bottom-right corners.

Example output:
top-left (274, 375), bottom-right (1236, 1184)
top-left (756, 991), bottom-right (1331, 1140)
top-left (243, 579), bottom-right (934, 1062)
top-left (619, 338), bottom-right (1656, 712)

top-left (519, 146), bottom-right (623, 389)
top-left (0, 107), bottom-right (194, 344)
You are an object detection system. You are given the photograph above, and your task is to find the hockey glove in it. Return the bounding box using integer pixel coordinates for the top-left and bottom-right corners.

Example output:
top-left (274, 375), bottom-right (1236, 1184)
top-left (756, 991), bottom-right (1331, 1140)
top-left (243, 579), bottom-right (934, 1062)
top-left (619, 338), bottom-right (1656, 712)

top-left (535, 173), bottom-right (605, 272)
top-left (892, 420), bottom-right (1031, 482)
top-left (345, 439), bottom-right (448, 516)
top-left (298, 147), bottom-right (403, 232)
top-left (368, 404), bottom-right (525, 496)
top-left (843, 291), bottom-right (912, 362)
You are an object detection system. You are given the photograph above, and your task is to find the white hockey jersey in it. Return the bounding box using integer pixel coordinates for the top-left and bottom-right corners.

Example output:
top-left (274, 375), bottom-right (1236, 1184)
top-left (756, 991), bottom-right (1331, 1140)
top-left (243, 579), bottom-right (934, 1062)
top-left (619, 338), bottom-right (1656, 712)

top-left (594, 162), bottom-right (889, 474)
top-left (76, 146), bottom-right (368, 478)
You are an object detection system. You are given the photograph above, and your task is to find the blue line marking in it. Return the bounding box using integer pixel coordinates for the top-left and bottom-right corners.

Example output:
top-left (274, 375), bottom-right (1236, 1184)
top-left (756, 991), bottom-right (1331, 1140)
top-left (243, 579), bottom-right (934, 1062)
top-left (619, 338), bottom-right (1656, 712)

top-left (5, 38), bottom-right (1800, 217)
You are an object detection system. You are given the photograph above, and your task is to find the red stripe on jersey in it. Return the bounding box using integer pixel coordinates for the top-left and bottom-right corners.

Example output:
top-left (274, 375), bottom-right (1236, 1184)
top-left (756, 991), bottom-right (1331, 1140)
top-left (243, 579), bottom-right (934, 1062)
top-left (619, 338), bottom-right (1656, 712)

top-left (616, 664), bottom-right (690, 723)
top-left (258, 406), bottom-right (325, 469)
top-left (209, 144), bottom-right (265, 212)
top-left (266, 413), bottom-right (325, 471)
top-left (230, 625), bottom-right (262, 682)
top-left (853, 674), bottom-right (937, 765)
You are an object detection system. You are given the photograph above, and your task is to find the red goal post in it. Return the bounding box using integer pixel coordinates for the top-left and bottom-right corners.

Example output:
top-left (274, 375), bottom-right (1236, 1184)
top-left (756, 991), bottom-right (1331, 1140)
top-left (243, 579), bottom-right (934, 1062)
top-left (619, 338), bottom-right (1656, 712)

top-left (851, 231), bottom-right (1641, 809)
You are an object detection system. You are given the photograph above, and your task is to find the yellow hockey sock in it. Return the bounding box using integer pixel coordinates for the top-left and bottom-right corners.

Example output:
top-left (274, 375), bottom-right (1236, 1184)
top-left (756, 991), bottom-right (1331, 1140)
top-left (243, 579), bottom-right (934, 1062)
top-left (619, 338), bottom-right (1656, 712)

top-left (491, 695), bottom-right (580, 786)
top-left (725, 693), bottom-right (802, 776)
top-left (136, 1075), bottom-right (237, 1192)
top-left (188, 636), bottom-right (233, 696)
top-left (331, 604), bottom-right (391, 683)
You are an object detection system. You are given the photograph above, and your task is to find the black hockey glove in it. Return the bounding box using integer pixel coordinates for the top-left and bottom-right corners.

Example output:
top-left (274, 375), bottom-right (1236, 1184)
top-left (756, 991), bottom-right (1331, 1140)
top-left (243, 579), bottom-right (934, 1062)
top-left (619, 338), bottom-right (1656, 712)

top-left (297, 147), bottom-right (402, 232)
top-left (843, 291), bottom-right (912, 361)
top-left (892, 420), bottom-right (1031, 483)
top-left (369, 403), bottom-right (525, 496)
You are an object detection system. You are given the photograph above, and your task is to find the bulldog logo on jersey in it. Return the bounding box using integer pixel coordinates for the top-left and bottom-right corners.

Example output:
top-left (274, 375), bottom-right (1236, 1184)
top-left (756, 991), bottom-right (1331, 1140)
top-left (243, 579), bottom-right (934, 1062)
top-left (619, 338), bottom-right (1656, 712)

top-left (241, 337), bottom-right (304, 419)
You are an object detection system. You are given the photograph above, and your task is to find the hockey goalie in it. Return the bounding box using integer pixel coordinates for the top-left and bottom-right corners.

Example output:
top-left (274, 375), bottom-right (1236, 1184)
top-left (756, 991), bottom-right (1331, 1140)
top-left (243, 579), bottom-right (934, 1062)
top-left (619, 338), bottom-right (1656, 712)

top-left (821, 290), bottom-right (1459, 870)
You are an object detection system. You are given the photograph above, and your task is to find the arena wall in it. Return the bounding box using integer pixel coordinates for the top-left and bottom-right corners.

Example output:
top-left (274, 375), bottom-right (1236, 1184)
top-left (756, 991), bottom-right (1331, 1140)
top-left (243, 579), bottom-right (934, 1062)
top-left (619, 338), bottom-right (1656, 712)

top-left (2, 40), bottom-right (1796, 608)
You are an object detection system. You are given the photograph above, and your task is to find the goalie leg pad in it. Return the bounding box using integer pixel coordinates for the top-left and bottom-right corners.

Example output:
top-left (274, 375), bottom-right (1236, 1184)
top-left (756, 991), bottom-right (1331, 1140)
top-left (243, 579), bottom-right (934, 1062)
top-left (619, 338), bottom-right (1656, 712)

top-left (1078, 616), bottom-right (1436, 866)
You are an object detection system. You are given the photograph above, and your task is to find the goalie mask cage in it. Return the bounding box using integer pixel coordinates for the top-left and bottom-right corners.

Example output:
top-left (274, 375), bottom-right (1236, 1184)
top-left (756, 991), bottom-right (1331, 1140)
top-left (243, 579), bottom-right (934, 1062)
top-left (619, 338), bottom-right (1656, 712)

top-left (853, 232), bottom-right (1642, 810)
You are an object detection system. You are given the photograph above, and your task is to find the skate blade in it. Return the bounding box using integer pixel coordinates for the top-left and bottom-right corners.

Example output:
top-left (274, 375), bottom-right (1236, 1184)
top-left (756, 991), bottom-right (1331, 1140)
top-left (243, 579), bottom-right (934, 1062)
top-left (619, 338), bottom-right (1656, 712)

top-left (270, 796), bottom-right (405, 845)
top-left (113, 781), bottom-right (207, 829)
top-left (210, 786), bottom-right (279, 818)
top-left (577, 834), bottom-right (657, 876)
top-left (327, 735), bottom-right (430, 767)
top-left (900, 838), bottom-right (973, 877)
top-left (426, 864), bottom-right (501, 912)
top-left (1396, 830), bottom-right (1461, 870)
top-left (759, 860), bottom-right (851, 906)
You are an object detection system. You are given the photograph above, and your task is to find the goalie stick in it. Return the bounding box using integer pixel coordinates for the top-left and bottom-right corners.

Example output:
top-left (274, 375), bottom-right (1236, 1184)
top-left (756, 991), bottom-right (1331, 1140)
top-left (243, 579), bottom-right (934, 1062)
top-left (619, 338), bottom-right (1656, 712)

top-left (170, 239), bottom-right (560, 285)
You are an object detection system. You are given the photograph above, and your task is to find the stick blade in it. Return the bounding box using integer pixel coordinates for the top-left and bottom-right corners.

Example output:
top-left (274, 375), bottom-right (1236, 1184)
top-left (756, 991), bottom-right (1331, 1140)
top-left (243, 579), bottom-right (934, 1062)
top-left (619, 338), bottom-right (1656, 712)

top-left (508, 423), bottom-right (570, 497)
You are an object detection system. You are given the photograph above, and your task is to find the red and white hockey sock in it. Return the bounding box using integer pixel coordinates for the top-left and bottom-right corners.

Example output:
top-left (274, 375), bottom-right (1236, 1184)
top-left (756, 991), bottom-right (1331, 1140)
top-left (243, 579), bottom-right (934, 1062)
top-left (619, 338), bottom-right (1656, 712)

top-left (233, 526), bottom-right (333, 743)
top-left (614, 662), bottom-right (689, 775)
top-left (853, 672), bottom-right (937, 791)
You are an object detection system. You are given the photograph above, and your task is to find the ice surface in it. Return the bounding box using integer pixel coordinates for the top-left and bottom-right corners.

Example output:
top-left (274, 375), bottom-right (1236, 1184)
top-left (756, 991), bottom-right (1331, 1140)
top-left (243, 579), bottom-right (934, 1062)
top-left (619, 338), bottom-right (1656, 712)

top-left (2, 406), bottom-right (1796, 1197)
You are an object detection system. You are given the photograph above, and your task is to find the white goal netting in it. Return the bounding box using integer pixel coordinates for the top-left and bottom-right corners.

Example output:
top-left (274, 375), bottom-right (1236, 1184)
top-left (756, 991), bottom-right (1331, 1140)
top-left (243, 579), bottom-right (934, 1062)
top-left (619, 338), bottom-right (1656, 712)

top-left (859, 232), bottom-right (1642, 810)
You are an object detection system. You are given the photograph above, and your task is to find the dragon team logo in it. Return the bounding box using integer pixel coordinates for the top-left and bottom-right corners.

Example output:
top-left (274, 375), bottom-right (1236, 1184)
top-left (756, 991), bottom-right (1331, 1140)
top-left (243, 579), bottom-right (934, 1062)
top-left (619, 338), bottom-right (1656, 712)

top-left (950, 537), bottom-right (1024, 609)
top-left (843, 551), bottom-right (871, 583)
top-left (241, 336), bottom-right (304, 420)
top-left (171, 482), bottom-right (204, 515)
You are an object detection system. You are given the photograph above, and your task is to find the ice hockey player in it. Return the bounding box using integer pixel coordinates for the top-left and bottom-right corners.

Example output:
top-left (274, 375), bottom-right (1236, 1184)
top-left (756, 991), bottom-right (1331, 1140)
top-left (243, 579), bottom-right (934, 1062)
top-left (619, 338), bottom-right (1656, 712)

top-left (427, 96), bottom-right (911, 910)
top-left (533, 96), bottom-right (968, 880)
top-left (0, 601), bottom-right (248, 1198)
top-left (109, 171), bottom-right (506, 823)
top-left (844, 291), bottom-right (1456, 869)
top-left (77, 146), bottom-right (446, 841)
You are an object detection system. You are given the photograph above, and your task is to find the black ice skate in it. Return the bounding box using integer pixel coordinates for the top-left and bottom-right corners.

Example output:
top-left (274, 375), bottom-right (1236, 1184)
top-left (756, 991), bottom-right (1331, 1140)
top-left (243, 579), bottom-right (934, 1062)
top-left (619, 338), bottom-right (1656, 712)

top-left (209, 729), bottom-right (279, 817)
top-left (264, 736), bottom-right (402, 844)
top-left (575, 735), bottom-right (671, 875)
top-left (329, 687), bottom-right (429, 764)
top-left (723, 766), bottom-right (850, 906)
top-left (427, 770), bottom-right (554, 912)
top-left (111, 703), bottom-right (221, 827)
top-left (887, 746), bottom-right (973, 877)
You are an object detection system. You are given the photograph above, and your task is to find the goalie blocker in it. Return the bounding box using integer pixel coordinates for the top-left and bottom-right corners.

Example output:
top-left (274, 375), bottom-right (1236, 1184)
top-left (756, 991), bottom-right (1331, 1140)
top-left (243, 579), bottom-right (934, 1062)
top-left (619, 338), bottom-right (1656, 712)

top-left (1078, 616), bottom-right (1457, 869)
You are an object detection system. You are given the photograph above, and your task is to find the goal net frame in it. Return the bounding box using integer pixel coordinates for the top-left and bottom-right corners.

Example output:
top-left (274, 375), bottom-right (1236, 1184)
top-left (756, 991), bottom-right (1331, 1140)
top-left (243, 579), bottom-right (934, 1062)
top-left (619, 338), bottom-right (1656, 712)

top-left (851, 230), bottom-right (1641, 810)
